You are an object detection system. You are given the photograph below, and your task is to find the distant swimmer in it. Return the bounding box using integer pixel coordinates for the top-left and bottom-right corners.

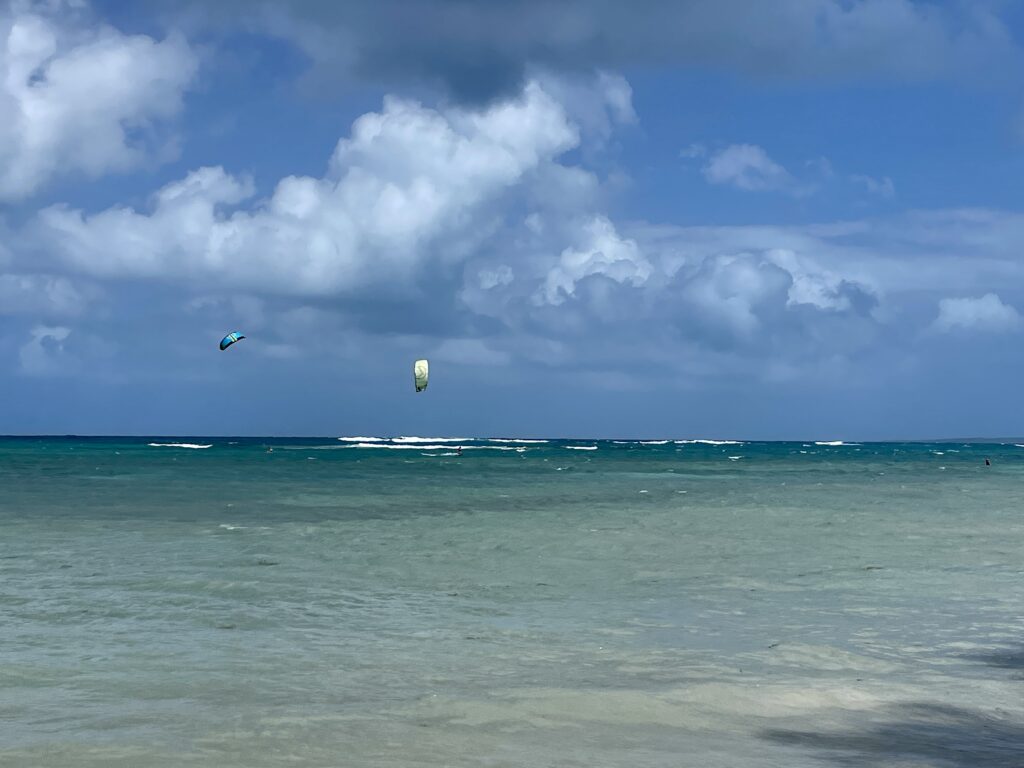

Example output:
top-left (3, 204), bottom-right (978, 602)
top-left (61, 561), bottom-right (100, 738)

top-left (456, 446), bottom-right (462, 456)
top-left (985, 458), bottom-right (990, 466)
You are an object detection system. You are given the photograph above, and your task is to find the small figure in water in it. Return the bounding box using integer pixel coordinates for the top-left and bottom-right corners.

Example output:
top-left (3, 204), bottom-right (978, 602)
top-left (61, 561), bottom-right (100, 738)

top-left (457, 446), bottom-right (462, 456)
top-left (985, 458), bottom-right (990, 466)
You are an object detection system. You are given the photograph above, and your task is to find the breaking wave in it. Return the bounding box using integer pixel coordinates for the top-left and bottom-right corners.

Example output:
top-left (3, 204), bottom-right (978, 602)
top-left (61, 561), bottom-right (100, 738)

top-left (675, 439), bottom-right (743, 446)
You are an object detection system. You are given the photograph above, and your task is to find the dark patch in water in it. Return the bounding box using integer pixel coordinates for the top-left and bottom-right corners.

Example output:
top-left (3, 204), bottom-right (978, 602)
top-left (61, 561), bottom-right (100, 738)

top-left (969, 646), bottom-right (1024, 671)
top-left (762, 703), bottom-right (1024, 767)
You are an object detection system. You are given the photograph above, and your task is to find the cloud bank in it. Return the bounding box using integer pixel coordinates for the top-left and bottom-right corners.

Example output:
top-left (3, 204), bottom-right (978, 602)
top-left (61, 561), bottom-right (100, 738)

top-left (194, 0), bottom-right (1022, 102)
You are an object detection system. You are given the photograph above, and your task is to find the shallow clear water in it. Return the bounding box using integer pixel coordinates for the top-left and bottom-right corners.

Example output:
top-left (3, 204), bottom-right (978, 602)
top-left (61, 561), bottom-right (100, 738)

top-left (2, 437), bottom-right (1023, 766)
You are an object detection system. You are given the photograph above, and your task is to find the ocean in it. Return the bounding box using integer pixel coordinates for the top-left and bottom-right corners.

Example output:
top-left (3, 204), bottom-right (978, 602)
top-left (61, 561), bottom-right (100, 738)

top-left (1, 437), bottom-right (1022, 766)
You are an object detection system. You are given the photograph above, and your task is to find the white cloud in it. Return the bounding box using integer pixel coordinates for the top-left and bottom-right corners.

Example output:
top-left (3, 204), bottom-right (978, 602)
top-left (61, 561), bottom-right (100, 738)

top-left (933, 293), bottom-right (1021, 333)
top-left (538, 215), bottom-right (651, 305)
top-left (34, 80), bottom-right (581, 295)
top-left (633, 209), bottom-right (1024, 299)
top-left (0, 273), bottom-right (89, 315)
top-left (702, 144), bottom-right (796, 193)
top-left (766, 249), bottom-right (875, 313)
top-left (0, 0), bottom-right (198, 201)
top-left (851, 174), bottom-right (896, 199)
top-left (18, 323), bottom-right (70, 375)
top-left (18, 63), bottom-right (1023, 388)
top-left (536, 70), bottom-right (636, 145)
top-left (477, 265), bottom-right (513, 290)
top-left (682, 253), bottom-right (792, 337)
top-left (807, 156), bottom-right (834, 179)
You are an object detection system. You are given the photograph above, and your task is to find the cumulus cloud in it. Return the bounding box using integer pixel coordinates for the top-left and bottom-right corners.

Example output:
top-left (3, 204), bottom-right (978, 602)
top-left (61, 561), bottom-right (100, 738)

top-left (538, 71), bottom-right (636, 146)
top-left (767, 249), bottom-right (877, 313)
top-left (538, 216), bottom-right (651, 305)
top-left (33, 80), bottom-right (584, 296)
top-left (702, 144), bottom-right (797, 193)
top-left (0, 0), bottom-right (198, 201)
top-left (0, 273), bottom-right (90, 316)
top-left (681, 253), bottom-right (793, 337)
top-left (933, 293), bottom-right (1021, 333)
top-left (476, 265), bottom-right (514, 290)
top-left (807, 157), bottom-right (835, 179)
top-left (693, 148), bottom-right (896, 201)
top-left (18, 323), bottom-right (70, 375)
top-left (458, 210), bottom-right (885, 373)
top-left (181, 0), bottom-right (1020, 103)
top-left (851, 173), bottom-right (896, 198)
top-left (15, 70), bottom-right (1001, 389)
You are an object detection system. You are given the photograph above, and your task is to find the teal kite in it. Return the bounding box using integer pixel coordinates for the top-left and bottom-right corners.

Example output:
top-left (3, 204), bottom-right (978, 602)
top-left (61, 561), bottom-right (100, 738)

top-left (219, 332), bottom-right (245, 351)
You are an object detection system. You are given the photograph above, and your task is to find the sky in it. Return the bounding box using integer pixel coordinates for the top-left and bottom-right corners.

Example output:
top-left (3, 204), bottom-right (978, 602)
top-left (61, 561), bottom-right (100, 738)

top-left (2, 0), bottom-right (1024, 439)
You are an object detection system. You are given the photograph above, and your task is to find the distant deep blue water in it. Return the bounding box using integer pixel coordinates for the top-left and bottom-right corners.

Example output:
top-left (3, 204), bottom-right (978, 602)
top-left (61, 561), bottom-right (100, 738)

top-left (2, 437), bottom-right (1023, 766)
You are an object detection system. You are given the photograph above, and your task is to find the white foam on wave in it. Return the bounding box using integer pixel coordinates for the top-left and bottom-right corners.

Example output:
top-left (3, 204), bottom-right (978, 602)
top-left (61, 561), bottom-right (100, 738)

top-left (148, 443), bottom-right (212, 449)
top-left (346, 443), bottom-right (452, 450)
top-left (728, 456), bottom-right (742, 461)
top-left (486, 438), bottom-right (549, 444)
top-left (282, 445), bottom-right (346, 450)
top-left (814, 440), bottom-right (849, 446)
top-left (675, 439), bottom-right (743, 446)
top-left (565, 445), bottom-right (598, 451)
top-left (342, 436), bottom-right (542, 444)
top-left (346, 443), bottom-right (523, 452)
top-left (391, 436), bottom-right (471, 443)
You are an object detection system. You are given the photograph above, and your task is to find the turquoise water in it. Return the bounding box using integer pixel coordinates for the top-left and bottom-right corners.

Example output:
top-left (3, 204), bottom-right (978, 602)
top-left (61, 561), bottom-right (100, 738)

top-left (2, 437), bottom-right (1023, 766)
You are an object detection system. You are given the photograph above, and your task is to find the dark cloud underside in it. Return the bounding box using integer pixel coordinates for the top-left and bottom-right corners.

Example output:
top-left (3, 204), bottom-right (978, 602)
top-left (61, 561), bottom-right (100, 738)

top-left (155, 0), bottom-right (1020, 103)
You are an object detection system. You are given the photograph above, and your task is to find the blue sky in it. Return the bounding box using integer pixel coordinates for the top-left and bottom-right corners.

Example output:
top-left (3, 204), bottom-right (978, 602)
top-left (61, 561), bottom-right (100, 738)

top-left (2, 0), bottom-right (1024, 439)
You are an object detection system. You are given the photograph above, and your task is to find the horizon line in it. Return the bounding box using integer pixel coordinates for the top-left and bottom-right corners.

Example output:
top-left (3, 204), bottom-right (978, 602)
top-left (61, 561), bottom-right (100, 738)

top-left (1, 434), bottom-right (1022, 444)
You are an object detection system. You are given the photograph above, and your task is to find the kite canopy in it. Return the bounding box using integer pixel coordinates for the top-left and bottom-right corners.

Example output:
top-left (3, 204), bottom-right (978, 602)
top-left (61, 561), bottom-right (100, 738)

top-left (414, 359), bottom-right (429, 392)
top-left (219, 332), bottom-right (245, 351)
